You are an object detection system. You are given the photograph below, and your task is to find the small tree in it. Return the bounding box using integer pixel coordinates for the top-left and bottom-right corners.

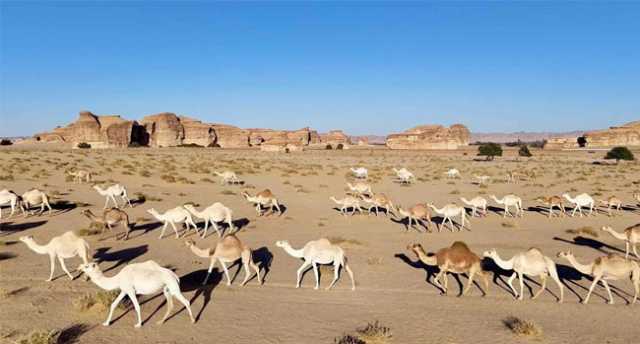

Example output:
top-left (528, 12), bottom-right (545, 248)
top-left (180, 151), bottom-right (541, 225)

top-left (77, 142), bottom-right (91, 149)
top-left (478, 143), bottom-right (502, 161)
top-left (518, 145), bottom-right (532, 157)
top-left (325, 144), bottom-right (333, 150)
top-left (0, 139), bottom-right (13, 146)
top-left (336, 143), bottom-right (344, 150)
top-left (577, 136), bottom-right (587, 147)
top-left (605, 146), bottom-right (634, 163)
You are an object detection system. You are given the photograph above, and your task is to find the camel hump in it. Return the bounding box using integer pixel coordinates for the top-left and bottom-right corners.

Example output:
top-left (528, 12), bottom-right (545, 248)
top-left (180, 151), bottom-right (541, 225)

top-left (450, 241), bottom-right (471, 251)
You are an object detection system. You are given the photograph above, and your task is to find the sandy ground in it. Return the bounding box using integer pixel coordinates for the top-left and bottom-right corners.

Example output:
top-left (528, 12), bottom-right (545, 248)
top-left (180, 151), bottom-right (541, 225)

top-left (1, 145), bottom-right (640, 343)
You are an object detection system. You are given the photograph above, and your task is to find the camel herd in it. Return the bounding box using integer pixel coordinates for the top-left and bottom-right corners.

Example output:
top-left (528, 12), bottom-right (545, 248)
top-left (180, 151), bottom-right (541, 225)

top-left (3, 164), bottom-right (640, 329)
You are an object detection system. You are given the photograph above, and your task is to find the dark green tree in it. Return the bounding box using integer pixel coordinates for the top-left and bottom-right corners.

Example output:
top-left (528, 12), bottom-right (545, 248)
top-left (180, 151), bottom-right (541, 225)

top-left (478, 143), bottom-right (502, 161)
top-left (518, 145), bottom-right (532, 157)
top-left (604, 146), bottom-right (634, 162)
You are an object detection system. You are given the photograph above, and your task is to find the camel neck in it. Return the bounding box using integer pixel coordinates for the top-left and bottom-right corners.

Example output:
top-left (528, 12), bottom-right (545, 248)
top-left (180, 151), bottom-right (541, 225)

top-left (282, 245), bottom-right (304, 259)
top-left (189, 244), bottom-right (212, 258)
top-left (88, 271), bottom-right (120, 291)
top-left (24, 239), bottom-right (49, 255)
top-left (604, 228), bottom-right (627, 241)
top-left (415, 248), bottom-right (437, 266)
top-left (566, 256), bottom-right (593, 275)
top-left (491, 254), bottom-right (514, 270)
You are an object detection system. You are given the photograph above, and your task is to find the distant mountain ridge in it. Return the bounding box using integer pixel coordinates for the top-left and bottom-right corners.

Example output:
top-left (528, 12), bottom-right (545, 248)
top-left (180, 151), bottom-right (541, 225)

top-left (470, 131), bottom-right (585, 143)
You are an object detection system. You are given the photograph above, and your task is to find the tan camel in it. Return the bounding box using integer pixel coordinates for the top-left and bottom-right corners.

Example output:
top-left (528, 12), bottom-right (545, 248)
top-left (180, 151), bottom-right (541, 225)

top-left (557, 251), bottom-right (639, 304)
top-left (483, 248), bottom-right (564, 302)
top-left (21, 189), bottom-right (52, 216)
top-left (601, 225), bottom-right (640, 259)
top-left (81, 208), bottom-right (131, 239)
top-left (428, 203), bottom-right (468, 232)
top-left (460, 196), bottom-right (487, 217)
top-left (359, 193), bottom-right (394, 216)
top-left (330, 196), bottom-right (361, 216)
top-left (598, 196), bottom-right (623, 216)
top-left (242, 189), bottom-right (282, 216)
top-left (214, 171), bottom-right (241, 185)
top-left (408, 242), bottom-right (488, 296)
top-left (185, 235), bottom-right (262, 286)
top-left (66, 169), bottom-right (92, 183)
top-left (535, 196), bottom-right (566, 218)
top-left (397, 203), bottom-right (433, 232)
top-left (506, 171), bottom-right (527, 183)
top-left (20, 231), bottom-right (90, 281)
top-left (79, 261), bottom-right (195, 327)
top-left (276, 238), bottom-right (355, 290)
top-left (346, 182), bottom-right (372, 196)
top-left (0, 189), bottom-right (24, 219)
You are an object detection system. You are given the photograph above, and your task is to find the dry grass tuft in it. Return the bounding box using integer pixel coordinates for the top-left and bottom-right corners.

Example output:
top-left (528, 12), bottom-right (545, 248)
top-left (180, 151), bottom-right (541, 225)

top-left (74, 227), bottom-right (101, 237)
top-left (335, 320), bottom-right (392, 344)
top-left (503, 316), bottom-right (543, 338)
top-left (501, 221), bottom-right (518, 228)
top-left (565, 226), bottom-right (598, 237)
top-left (73, 290), bottom-right (129, 313)
top-left (327, 236), bottom-right (363, 247)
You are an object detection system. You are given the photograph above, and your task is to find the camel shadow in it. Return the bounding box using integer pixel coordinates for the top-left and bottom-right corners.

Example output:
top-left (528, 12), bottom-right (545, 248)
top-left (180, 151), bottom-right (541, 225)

top-left (49, 200), bottom-right (77, 216)
top-left (486, 205), bottom-right (504, 216)
top-left (390, 217), bottom-right (429, 233)
top-left (526, 206), bottom-right (551, 216)
top-left (233, 218), bottom-right (250, 232)
top-left (126, 221), bottom-right (163, 239)
top-left (553, 236), bottom-right (624, 255)
top-left (0, 252), bottom-right (17, 260)
top-left (252, 246), bottom-right (273, 282)
top-left (394, 253), bottom-right (440, 288)
top-left (93, 245), bottom-right (149, 273)
top-left (130, 197), bottom-right (146, 207)
top-left (57, 323), bottom-right (94, 344)
top-left (331, 207), bottom-right (362, 216)
top-left (0, 220), bottom-right (47, 236)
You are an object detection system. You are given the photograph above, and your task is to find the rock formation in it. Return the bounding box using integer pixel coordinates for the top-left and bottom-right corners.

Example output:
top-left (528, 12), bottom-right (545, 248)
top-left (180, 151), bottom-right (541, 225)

top-left (545, 121), bottom-right (640, 149)
top-left (320, 130), bottom-right (351, 146)
top-left (386, 124), bottom-right (470, 150)
top-left (34, 111), bottom-right (135, 148)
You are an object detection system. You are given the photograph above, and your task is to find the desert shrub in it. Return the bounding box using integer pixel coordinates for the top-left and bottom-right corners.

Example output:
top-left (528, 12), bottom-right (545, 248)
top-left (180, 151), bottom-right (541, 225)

top-left (75, 227), bottom-right (101, 237)
top-left (577, 136), bottom-right (587, 147)
top-left (325, 144), bottom-right (333, 150)
top-left (336, 143), bottom-right (344, 150)
top-left (73, 290), bottom-right (128, 313)
top-left (76, 142), bottom-right (91, 149)
top-left (518, 145), bottom-right (532, 157)
top-left (503, 316), bottom-right (542, 338)
top-left (0, 139), bottom-right (12, 146)
top-left (16, 330), bottom-right (60, 344)
top-left (477, 143), bottom-right (502, 160)
top-left (335, 320), bottom-right (392, 344)
top-left (177, 143), bottom-right (204, 148)
top-left (605, 146), bottom-right (634, 162)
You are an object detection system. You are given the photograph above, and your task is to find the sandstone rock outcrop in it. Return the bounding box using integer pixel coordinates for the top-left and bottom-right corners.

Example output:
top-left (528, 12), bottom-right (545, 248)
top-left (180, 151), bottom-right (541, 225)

top-left (211, 124), bottom-right (249, 148)
top-left (386, 124), bottom-right (470, 150)
top-left (545, 120), bottom-right (640, 149)
top-left (34, 111), bottom-right (135, 148)
top-left (320, 130), bottom-right (351, 146)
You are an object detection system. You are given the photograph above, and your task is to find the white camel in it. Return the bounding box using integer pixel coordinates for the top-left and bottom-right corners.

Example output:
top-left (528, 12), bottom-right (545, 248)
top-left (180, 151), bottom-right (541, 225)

top-left (21, 189), bottom-right (52, 216)
top-left (445, 168), bottom-right (461, 179)
top-left (66, 169), bottom-right (92, 183)
top-left (473, 175), bottom-right (491, 186)
top-left (20, 231), bottom-right (90, 281)
top-left (276, 238), bottom-right (355, 290)
top-left (214, 171), bottom-right (241, 185)
top-left (93, 184), bottom-right (132, 209)
top-left (147, 207), bottom-right (199, 239)
top-left (350, 167), bottom-right (368, 179)
top-left (483, 248), bottom-right (564, 303)
top-left (330, 196), bottom-right (361, 216)
top-left (562, 193), bottom-right (595, 217)
top-left (79, 261), bottom-right (195, 328)
top-left (242, 189), bottom-right (282, 216)
top-left (393, 168), bottom-right (415, 184)
top-left (0, 189), bottom-right (24, 219)
top-left (428, 203), bottom-right (469, 232)
top-left (183, 203), bottom-right (234, 238)
top-left (490, 194), bottom-right (523, 218)
top-left (460, 196), bottom-right (487, 217)
top-left (346, 182), bottom-right (372, 196)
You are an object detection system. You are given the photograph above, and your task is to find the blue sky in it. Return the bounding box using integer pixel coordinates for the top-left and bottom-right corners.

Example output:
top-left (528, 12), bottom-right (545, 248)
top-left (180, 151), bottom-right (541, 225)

top-left (1, 1), bottom-right (638, 136)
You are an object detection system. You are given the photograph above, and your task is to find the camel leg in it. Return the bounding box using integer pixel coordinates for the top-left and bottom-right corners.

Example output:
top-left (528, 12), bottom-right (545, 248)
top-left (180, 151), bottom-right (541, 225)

top-left (173, 291), bottom-right (195, 323)
top-left (159, 222), bottom-right (169, 239)
top-left (312, 262), bottom-right (320, 289)
top-left (462, 271), bottom-right (475, 296)
top-left (103, 197), bottom-right (110, 209)
top-left (583, 276), bottom-right (601, 304)
top-left (58, 257), bottom-right (73, 280)
top-left (548, 205), bottom-right (553, 218)
top-left (46, 254), bottom-right (56, 282)
top-left (326, 262), bottom-right (341, 290)
top-left (601, 280), bottom-right (615, 304)
top-left (219, 261), bottom-right (232, 286)
top-left (110, 195), bottom-right (119, 209)
top-left (170, 222), bottom-right (180, 238)
top-left (240, 252), bottom-right (254, 286)
top-left (626, 242), bottom-right (630, 259)
top-left (532, 274), bottom-right (547, 299)
top-left (633, 244), bottom-right (640, 260)
top-left (296, 260), bottom-right (312, 288)
top-left (103, 291), bottom-right (127, 326)
top-left (518, 272), bottom-right (525, 301)
top-left (158, 288), bottom-right (174, 325)
top-left (571, 206), bottom-right (577, 217)
top-left (506, 272), bottom-right (518, 298)
top-left (127, 291), bottom-right (143, 328)
top-left (203, 257), bottom-right (217, 285)
top-left (212, 220), bottom-right (221, 238)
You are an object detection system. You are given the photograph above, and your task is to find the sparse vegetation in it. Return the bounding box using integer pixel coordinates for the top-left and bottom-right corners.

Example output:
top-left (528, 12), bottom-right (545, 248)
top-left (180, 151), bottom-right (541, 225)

top-left (478, 143), bottom-right (502, 161)
top-left (565, 226), bottom-right (598, 237)
top-left (335, 321), bottom-right (392, 344)
top-left (503, 316), bottom-right (543, 338)
top-left (76, 142), bottom-right (91, 149)
top-left (605, 146), bottom-right (634, 162)
top-left (518, 145), bottom-right (532, 157)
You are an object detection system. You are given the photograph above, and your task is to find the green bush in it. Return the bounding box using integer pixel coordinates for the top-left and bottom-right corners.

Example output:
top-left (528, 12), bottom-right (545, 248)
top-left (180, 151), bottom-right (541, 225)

top-left (0, 139), bottom-right (12, 146)
top-left (518, 145), bottom-right (532, 157)
top-left (605, 146), bottom-right (634, 162)
top-left (336, 143), bottom-right (344, 150)
top-left (76, 142), bottom-right (91, 149)
top-left (478, 143), bottom-right (502, 160)
top-left (325, 144), bottom-right (333, 150)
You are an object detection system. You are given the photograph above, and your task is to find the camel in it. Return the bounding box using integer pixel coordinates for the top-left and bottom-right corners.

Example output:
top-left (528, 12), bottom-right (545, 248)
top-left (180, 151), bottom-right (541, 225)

top-left (93, 184), bottom-right (132, 209)
top-left (0, 189), bottom-right (24, 219)
top-left (350, 167), bottom-right (368, 179)
top-left (562, 193), bottom-right (595, 217)
top-left (147, 207), bottom-right (199, 239)
top-left (490, 194), bottom-right (523, 218)
top-left (21, 189), bottom-right (52, 216)
top-left (428, 203), bottom-right (468, 232)
top-left (407, 242), bottom-right (488, 296)
top-left (634, 193), bottom-right (640, 206)
top-left (242, 189), bottom-right (282, 216)
top-left (393, 168), bottom-right (415, 184)
top-left (473, 175), bottom-right (491, 186)
top-left (20, 231), bottom-right (90, 281)
top-left (185, 235), bottom-right (262, 285)
top-left (66, 169), bottom-right (92, 183)
top-left (214, 171), bottom-right (241, 185)
top-left (183, 203), bottom-right (234, 238)
top-left (346, 182), bottom-right (372, 196)
top-left (359, 193), bottom-right (395, 216)
top-left (535, 196), bottom-right (566, 218)
top-left (598, 196), bottom-right (623, 216)
top-left (557, 251), bottom-right (639, 304)
top-left (460, 196), bottom-right (487, 217)
top-left (601, 225), bottom-right (640, 259)
top-left (506, 171), bottom-right (527, 183)
top-left (78, 261), bottom-right (195, 327)
top-left (445, 168), bottom-right (461, 179)
top-left (397, 203), bottom-right (433, 231)
top-left (330, 196), bottom-right (361, 216)
top-left (483, 248), bottom-right (564, 302)
top-left (81, 208), bottom-right (131, 239)
top-left (275, 238), bottom-right (355, 290)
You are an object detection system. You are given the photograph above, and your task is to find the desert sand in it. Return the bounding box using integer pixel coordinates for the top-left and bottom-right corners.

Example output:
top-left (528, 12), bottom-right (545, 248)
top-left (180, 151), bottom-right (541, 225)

top-left (1, 144), bottom-right (640, 343)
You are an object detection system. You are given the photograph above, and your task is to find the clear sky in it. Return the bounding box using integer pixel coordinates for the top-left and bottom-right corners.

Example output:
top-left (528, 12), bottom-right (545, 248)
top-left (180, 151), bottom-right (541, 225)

top-left (1, 1), bottom-right (638, 137)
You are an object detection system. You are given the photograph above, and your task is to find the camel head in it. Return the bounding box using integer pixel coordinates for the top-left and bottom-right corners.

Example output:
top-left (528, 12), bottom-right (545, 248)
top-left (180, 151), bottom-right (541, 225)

top-left (19, 235), bottom-right (34, 243)
top-left (241, 192), bottom-right (252, 200)
top-left (146, 208), bottom-right (158, 217)
top-left (78, 262), bottom-right (101, 274)
top-left (482, 249), bottom-right (498, 258)
top-left (183, 204), bottom-right (195, 211)
top-left (561, 193), bottom-right (571, 199)
top-left (275, 240), bottom-right (289, 248)
top-left (406, 243), bottom-right (423, 255)
top-left (557, 250), bottom-right (573, 259)
top-left (184, 240), bottom-right (196, 248)
top-left (600, 226), bottom-right (614, 233)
